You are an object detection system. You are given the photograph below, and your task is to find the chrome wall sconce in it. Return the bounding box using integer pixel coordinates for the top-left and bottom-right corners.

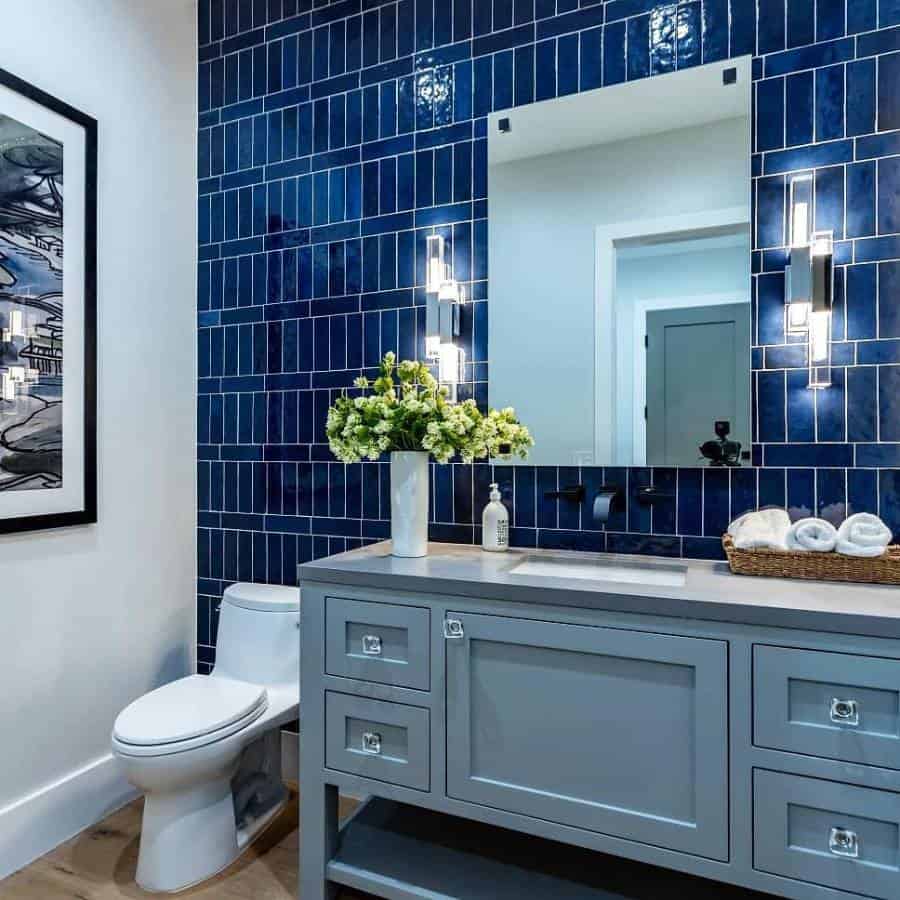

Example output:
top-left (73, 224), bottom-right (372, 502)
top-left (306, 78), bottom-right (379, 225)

top-left (784, 175), bottom-right (834, 389)
top-left (425, 234), bottom-right (466, 399)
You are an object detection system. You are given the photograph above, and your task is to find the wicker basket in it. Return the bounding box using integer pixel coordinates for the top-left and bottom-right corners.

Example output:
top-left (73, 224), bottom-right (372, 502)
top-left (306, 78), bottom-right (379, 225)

top-left (722, 534), bottom-right (900, 585)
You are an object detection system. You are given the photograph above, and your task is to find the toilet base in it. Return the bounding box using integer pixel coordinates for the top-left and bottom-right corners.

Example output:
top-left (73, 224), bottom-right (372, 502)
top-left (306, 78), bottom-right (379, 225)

top-left (134, 732), bottom-right (288, 894)
top-left (136, 790), bottom-right (288, 894)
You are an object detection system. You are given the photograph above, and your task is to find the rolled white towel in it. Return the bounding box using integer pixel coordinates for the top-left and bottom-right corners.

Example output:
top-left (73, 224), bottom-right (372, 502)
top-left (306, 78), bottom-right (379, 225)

top-left (728, 508), bottom-right (790, 550)
top-left (785, 517), bottom-right (838, 552)
top-left (836, 513), bottom-right (892, 558)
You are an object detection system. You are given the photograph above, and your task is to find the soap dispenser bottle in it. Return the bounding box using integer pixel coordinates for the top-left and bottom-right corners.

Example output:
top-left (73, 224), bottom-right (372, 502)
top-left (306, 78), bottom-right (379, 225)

top-left (482, 483), bottom-right (509, 552)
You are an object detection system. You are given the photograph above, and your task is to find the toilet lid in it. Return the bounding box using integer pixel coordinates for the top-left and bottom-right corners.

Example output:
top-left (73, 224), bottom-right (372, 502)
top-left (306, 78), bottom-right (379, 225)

top-left (113, 675), bottom-right (268, 747)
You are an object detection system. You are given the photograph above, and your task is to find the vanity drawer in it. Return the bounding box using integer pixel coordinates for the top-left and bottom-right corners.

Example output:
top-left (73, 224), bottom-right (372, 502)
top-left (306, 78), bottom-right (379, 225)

top-left (754, 770), bottom-right (900, 899)
top-left (325, 596), bottom-right (430, 691)
top-left (324, 692), bottom-right (430, 791)
top-left (754, 645), bottom-right (900, 769)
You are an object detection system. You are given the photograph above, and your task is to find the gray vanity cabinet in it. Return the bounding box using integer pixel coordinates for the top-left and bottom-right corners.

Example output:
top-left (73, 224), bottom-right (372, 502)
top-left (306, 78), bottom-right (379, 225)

top-left (445, 613), bottom-right (730, 861)
top-left (299, 545), bottom-right (900, 900)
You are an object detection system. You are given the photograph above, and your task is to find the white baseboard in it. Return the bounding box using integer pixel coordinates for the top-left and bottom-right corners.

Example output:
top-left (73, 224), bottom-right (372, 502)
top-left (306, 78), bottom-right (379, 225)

top-left (0, 753), bottom-right (136, 881)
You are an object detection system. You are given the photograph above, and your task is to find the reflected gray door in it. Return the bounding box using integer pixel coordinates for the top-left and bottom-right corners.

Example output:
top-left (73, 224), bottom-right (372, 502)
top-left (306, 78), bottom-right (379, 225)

top-left (445, 613), bottom-right (729, 861)
top-left (645, 302), bottom-right (750, 467)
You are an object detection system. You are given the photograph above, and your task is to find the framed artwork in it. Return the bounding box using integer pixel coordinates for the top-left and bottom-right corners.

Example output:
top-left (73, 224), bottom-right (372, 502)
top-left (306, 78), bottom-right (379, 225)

top-left (0, 68), bottom-right (97, 535)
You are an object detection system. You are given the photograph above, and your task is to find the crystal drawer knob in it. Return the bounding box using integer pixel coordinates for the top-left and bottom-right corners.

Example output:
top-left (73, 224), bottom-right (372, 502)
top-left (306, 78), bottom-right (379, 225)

top-left (443, 618), bottom-right (464, 640)
top-left (362, 634), bottom-right (382, 656)
top-left (362, 732), bottom-right (382, 755)
top-left (829, 827), bottom-right (859, 858)
top-left (830, 698), bottom-right (859, 726)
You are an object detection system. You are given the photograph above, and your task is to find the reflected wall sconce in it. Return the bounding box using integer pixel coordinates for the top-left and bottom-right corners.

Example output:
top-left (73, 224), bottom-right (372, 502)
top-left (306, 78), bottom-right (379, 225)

top-left (784, 175), bottom-right (834, 389)
top-left (425, 233), bottom-right (465, 399)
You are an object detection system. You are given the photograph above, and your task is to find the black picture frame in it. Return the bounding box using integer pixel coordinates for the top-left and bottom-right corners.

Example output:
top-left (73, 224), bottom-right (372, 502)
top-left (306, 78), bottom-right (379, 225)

top-left (0, 67), bottom-right (97, 535)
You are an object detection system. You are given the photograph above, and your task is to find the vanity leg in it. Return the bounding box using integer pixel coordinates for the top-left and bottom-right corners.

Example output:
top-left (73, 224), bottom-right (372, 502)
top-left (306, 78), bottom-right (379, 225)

top-left (299, 780), bottom-right (339, 900)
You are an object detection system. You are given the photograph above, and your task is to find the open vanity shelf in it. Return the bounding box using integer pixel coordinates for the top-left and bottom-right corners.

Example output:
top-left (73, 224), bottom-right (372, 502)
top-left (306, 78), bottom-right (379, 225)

top-left (299, 543), bottom-right (900, 900)
top-left (329, 798), bottom-right (766, 900)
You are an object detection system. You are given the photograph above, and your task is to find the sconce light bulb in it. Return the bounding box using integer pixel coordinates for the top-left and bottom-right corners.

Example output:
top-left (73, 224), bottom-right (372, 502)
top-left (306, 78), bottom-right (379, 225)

top-left (791, 201), bottom-right (809, 248)
top-left (808, 311), bottom-right (831, 364)
top-left (437, 343), bottom-right (464, 386)
top-left (426, 234), bottom-right (445, 294)
top-left (786, 300), bottom-right (811, 335)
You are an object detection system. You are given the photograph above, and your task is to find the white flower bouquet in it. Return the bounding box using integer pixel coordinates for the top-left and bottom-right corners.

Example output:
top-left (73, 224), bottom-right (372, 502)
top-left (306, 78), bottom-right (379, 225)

top-left (326, 352), bottom-right (533, 465)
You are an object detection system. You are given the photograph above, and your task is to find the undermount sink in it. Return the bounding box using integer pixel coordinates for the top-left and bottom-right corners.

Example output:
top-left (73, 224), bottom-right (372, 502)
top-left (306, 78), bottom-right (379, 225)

top-left (508, 555), bottom-right (688, 588)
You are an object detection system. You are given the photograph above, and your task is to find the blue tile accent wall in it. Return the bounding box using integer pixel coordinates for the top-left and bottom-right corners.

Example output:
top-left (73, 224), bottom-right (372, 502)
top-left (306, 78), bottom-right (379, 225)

top-left (197, 0), bottom-right (900, 670)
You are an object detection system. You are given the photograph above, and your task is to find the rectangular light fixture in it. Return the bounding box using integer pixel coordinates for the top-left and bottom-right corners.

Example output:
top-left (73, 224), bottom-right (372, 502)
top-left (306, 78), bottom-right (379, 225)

top-left (808, 230), bottom-right (834, 389)
top-left (785, 175), bottom-right (813, 336)
top-left (1, 373), bottom-right (15, 401)
top-left (426, 234), bottom-right (445, 295)
top-left (437, 343), bottom-right (465, 401)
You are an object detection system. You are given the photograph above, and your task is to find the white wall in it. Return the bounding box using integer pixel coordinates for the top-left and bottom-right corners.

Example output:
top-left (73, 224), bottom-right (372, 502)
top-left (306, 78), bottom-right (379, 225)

top-left (0, 0), bottom-right (197, 877)
top-left (489, 118), bottom-right (748, 467)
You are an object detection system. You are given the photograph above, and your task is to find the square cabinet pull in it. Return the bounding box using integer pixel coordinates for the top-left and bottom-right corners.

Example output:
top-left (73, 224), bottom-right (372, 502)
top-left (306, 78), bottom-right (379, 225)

top-left (830, 698), bottom-right (859, 726)
top-left (362, 634), bottom-right (382, 656)
top-left (829, 827), bottom-right (859, 858)
top-left (362, 732), bottom-right (382, 755)
top-left (443, 618), bottom-right (464, 640)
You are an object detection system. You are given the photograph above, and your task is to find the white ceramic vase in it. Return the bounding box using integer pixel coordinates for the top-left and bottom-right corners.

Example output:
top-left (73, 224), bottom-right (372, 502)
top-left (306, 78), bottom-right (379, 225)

top-left (390, 451), bottom-right (429, 558)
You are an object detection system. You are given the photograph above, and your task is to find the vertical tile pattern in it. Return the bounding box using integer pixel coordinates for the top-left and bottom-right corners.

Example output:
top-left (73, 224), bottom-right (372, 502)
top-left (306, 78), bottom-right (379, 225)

top-left (196, 0), bottom-right (900, 670)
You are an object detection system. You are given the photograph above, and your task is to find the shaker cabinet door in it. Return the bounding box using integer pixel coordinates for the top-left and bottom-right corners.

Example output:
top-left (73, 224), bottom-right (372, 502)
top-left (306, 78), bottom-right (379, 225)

top-left (445, 613), bottom-right (729, 861)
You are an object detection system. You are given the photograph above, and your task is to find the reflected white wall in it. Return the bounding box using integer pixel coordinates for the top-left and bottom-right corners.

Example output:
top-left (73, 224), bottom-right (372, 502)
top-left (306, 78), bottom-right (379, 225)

top-left (489, 118), bottom-right (748, 466)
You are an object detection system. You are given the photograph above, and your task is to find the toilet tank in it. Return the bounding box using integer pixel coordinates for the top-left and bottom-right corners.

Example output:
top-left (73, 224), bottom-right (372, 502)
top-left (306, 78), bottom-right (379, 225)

top-left (213, 583), bottom-right (300, 687)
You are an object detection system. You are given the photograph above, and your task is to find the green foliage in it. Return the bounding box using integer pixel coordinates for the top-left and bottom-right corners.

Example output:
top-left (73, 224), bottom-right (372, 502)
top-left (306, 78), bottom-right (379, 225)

top-left (326, 353), bottom-right (534, 465)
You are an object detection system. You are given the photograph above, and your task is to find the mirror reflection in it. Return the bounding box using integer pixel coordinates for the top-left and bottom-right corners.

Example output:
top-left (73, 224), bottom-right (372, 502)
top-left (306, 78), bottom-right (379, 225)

top-left (489, 58), bottom-right (752, 468)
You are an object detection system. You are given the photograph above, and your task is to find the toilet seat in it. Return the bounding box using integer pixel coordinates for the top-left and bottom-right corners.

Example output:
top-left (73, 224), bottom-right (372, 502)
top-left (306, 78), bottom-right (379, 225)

top-left (113, 675), bottom-right (268, 757)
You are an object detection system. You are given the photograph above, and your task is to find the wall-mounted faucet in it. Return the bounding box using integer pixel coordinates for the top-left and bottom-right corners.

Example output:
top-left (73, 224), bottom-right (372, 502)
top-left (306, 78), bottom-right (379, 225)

top-left (543, 483), bottom-right (622, 526)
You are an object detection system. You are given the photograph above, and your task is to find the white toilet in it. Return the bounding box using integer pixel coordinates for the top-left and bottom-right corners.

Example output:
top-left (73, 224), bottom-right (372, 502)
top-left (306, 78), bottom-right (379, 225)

top-left (112, 582), bottom-right (300, 894)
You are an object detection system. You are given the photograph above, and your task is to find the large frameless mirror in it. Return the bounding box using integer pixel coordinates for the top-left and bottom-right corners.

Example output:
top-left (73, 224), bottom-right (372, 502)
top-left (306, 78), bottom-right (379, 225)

top-left (488, 57), bottom-right (752, 468)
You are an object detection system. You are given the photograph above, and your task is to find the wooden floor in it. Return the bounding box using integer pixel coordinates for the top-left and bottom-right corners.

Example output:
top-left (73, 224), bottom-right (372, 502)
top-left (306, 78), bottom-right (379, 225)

top-left (0, 793), bottom-right (370, 899)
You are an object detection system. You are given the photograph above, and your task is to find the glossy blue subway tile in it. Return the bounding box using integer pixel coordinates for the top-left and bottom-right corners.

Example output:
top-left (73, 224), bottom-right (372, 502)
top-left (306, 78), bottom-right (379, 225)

top-left (603, 20), bottom-right (626, 85)
top-left (846, 468), bottom-right (877, 517)
top-left (878, 51), bottom-right (900, 130)
top-left (758, 371), bottom-right (787, 441)
top-left (787, 0), bottom-right (815, 47)
top-left (731, 0), bottom-right (756, 55)
top-left (676, 2), bottom-right (702, 70)
top-left (847, 162), bottom-right (876, 239)
top-left (758, 467), bottom-right (787, 508)
top-left (626, 15), bottom-right (650, 82)
top-left (701, 469), bottom-right (730, 536)
top-left (758, 0), bottom-right (786, 52)
top-left (856, 235), bottom-right (900, 263)
top-left (556, 33), bottom-right (578, 96)
top-left (700, 0), bottom-right (729, 62)
top-left (785, 72), bottom-right (813, 146)
top-left (649, 6), bottom-right (676, 76)
top-left (757, 78), bottom-right (785, 151)
top-left (815, 64), bottom-right (845, 142)
top-left (879, 471), bottom-right (900, 536)
top-left (880, 365), bottom-right (900, 440)
top-left (880, 262), bottom-right (900, 338)
top-left (766, 37), bottom-right (855, 78)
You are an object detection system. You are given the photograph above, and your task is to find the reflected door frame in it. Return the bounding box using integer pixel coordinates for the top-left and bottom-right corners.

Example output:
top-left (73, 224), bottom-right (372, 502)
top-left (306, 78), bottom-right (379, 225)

top-left (594, 205), bottom-right (750, 466)
top-left (633, 293), bottom-right (749, 466)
